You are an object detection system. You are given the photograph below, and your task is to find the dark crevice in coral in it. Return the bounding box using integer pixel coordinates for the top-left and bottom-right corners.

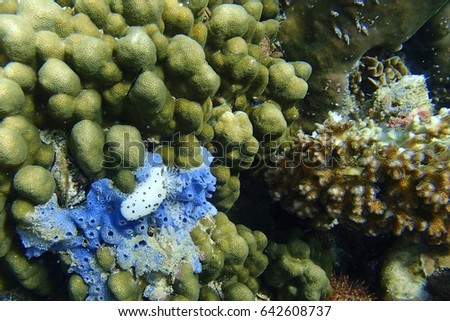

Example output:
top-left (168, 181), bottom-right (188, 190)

top-left (427, 267), bottom-right (450, 300)
top-left (329, 226), bottom-right (396, 300)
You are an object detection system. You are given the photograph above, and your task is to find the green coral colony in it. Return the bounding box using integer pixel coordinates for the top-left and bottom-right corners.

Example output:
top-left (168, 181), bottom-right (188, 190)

top-left (0, 0), bottom-right (449, 301)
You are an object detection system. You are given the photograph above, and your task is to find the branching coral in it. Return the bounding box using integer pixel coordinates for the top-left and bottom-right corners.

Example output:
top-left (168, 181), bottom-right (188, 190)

top-left (266, 77), bottom-right (450, 245)
top-left (349, 55), bottom-right (410, 105)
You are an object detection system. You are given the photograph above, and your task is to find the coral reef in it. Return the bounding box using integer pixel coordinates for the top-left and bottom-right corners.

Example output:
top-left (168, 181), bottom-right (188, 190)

top-left (266, 76), bottom-right (450, 245)
top-left (0, 0), bottom-right (307, 300)
top-left (0, 0), bottom-right (449, 302)
top-left (0, 0), bottom-right (310, 173)
top-left (279, 0), bottom-right (448, 124)
top-left (14, 149), bottom-right (216, 300)
top-left (349, 55), bottom-right (410, 105)
top-left (190, 212), bottom-right (268, 301)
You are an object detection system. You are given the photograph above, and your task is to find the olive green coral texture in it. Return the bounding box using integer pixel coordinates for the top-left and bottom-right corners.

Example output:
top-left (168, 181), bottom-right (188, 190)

top-left (0, 0), bottom-right (310, 300)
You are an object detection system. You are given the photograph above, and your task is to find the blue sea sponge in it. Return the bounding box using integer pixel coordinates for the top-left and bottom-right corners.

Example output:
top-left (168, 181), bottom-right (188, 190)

top-left (17, 195), bottom-right (80, 257)
top-left (66, 247), bottom-right (110, 300)
top-left (16, 148), bottom-right (217, 300)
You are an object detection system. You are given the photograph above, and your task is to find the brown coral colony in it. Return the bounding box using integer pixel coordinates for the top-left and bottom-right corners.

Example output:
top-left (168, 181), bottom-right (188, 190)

top-left (266, 102), bottom-right (450, 245)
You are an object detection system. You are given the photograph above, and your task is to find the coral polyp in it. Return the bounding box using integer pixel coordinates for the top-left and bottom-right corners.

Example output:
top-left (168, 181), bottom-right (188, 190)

top-left (0, 0), bottom-right (449, 302)
top-left (15, 149), bottom-right (217, 300)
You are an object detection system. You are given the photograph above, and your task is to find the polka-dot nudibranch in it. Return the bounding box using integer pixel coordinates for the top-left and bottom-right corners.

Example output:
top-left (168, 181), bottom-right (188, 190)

top-left (120, 158), bottom-right (178, 221)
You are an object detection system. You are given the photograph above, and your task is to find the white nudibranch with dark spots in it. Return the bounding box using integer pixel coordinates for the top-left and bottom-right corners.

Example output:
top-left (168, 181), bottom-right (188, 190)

top-left (120, 165), bottom-right (177, 221)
